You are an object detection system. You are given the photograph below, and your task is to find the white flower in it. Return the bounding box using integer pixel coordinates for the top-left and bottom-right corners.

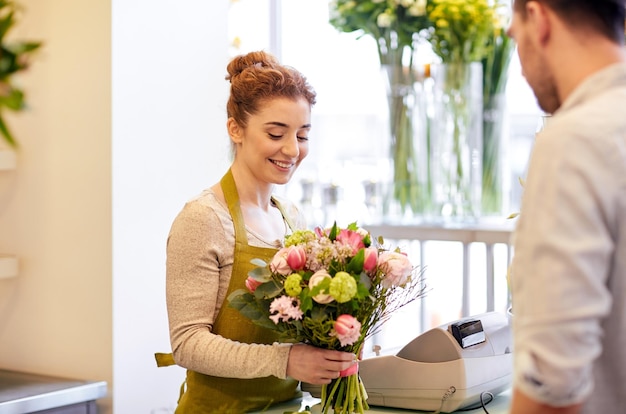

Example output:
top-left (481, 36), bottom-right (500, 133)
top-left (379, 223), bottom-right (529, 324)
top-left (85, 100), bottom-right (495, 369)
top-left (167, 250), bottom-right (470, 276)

top-left (408, 0), bottom-right (427, 16)
top-left (309, 270), bottom-right (334, 304)
top-left (377, 12), bottom-right (394, 28)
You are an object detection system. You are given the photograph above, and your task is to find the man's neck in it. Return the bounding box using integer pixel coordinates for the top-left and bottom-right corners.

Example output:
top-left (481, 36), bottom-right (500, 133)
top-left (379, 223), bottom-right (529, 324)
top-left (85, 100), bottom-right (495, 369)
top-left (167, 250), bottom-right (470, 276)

top-left (550, 32), bottom-right (626, 104)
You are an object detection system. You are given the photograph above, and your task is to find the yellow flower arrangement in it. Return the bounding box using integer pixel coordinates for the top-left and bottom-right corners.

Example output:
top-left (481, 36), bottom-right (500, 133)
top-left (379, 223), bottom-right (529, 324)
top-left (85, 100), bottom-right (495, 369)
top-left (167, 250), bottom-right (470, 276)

top-left (426, 0), bottom-right (497, 63)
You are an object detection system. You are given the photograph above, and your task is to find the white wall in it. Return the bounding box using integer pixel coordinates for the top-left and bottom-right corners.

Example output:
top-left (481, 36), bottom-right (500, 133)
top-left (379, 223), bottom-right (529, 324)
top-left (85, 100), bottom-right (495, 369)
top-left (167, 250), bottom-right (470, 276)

top-left (0, 1), bottom-right (231, 413)
top-left (112, 1), bottom-right (230, 413)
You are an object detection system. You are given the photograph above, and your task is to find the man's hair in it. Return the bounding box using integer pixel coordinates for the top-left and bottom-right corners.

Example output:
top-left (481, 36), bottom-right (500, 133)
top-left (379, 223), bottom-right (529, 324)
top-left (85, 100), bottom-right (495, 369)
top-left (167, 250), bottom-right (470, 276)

top-left (514, 0), bottom-right (625, 43)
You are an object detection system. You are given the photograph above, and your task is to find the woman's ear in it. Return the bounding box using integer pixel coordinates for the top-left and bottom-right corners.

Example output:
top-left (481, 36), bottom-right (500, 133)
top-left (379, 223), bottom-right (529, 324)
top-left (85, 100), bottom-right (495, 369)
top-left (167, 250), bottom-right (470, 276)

top-left (227, 117), bottom-right (243, 144)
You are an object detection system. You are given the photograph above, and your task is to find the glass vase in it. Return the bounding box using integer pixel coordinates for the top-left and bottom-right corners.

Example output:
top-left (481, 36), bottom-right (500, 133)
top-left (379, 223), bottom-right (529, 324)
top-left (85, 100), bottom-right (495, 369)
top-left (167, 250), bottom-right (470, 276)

top-left (430, 62), bottom-right (483, 222)
top-left (482, 93), bottom-right (509, 216)
top-left (380, 63), bottom-right (430, 223)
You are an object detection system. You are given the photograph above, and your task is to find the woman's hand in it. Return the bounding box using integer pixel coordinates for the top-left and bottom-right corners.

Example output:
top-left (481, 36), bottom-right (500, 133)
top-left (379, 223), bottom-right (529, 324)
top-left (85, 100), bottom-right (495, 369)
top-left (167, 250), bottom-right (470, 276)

top-left (286, 344), bottom-right (357, 384)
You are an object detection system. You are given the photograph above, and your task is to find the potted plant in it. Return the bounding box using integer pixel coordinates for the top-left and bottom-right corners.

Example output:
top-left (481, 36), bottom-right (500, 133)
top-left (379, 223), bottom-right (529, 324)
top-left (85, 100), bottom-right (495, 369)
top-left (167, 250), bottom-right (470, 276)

top-left (0, 0), bottom-right (41, 149)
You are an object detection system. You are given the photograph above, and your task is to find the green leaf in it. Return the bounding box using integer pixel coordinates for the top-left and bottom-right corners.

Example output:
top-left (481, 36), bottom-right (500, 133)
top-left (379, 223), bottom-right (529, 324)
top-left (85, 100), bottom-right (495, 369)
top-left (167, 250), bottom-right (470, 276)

top-left (0, 113), bottom-right (16, 148)
top-left (6, 40), bottom-right (42, 54)
top-left (0, 10), bottom-right (15, 41)
top-left (0, 87), bottom-right (23, 110)
top-left (254, 279), bottom-right (283, 299)
top-left (299, 290), bottom-right (313, 313)
top-left (309, 278), bottom-right (330, 297)
top-left (328, 221), bottom-right (338, 240)
top-left (346, 249), bottom-right (364, 274)
top-left (247, 266), bottom-right (270, 281)
top-left (250, 258), bottom-right (267, 267)
top-left (310, 305), bottom-right (331, 321)
top-left (227, 288), bottom-right (252, 306)
top-left (356, 277), bottom-right (371, 299)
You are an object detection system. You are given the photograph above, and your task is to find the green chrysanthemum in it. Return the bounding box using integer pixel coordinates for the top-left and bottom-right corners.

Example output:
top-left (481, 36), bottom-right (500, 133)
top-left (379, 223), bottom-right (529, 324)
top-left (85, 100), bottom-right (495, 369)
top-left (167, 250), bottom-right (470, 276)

top-left (329, 271), bottom-right (357, 303)
top-left (284, 273), bottom-right (303, 297)
top-left (285, 229), bottom-right (316, 247)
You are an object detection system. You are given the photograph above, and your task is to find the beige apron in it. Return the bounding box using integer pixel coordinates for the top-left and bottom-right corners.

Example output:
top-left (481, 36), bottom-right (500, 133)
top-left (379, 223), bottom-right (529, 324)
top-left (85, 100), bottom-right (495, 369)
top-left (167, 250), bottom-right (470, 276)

top-left (156, 169), bottom-right (299, 413)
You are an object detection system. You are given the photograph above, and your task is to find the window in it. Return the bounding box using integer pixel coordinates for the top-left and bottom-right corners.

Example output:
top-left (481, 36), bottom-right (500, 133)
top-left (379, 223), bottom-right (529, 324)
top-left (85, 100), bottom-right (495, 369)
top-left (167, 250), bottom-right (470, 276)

top-left (228, 0), bottom-right (540, 346)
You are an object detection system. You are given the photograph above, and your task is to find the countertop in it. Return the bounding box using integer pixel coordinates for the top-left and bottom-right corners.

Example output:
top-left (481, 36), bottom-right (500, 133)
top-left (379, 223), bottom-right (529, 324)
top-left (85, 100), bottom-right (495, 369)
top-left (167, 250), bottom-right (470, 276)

top-left (0, 369), bottom-right (107, 414)
top-left (255, 389), bottom-right (511, 413)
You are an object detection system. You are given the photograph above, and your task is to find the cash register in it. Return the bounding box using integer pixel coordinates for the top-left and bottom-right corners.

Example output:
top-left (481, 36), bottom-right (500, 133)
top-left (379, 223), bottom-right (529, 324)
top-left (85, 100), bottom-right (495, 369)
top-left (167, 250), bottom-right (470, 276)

top-left (303, 311), bottom-right (513, 413)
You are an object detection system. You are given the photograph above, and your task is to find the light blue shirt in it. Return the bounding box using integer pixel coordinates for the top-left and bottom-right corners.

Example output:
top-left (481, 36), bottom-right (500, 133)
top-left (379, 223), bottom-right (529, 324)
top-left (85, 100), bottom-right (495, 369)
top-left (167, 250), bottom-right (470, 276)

top-left (511, 62), bottom-right (626, 412)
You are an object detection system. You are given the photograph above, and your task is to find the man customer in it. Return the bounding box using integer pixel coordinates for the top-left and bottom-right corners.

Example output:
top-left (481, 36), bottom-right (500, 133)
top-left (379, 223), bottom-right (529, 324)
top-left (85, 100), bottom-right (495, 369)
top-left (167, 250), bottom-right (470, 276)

top-left (507, 0), bottom-right (626, 413)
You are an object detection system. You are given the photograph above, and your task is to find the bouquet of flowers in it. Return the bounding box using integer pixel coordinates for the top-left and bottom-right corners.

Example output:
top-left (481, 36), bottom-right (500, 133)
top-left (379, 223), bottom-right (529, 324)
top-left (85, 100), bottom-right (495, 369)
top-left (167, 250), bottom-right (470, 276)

top-left (228, 222), bottom-right (427, 414)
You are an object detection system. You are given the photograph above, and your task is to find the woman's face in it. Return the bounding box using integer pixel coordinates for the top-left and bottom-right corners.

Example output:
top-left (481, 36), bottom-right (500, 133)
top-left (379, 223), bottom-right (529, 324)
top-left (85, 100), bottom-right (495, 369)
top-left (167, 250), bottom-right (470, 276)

top-left (231, 96), bottom-right (311, 186)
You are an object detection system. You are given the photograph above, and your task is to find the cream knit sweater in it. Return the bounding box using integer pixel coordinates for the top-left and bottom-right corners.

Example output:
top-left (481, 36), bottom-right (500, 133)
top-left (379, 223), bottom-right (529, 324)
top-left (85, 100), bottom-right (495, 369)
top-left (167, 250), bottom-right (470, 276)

top-left (166, 188), bottom-right (306, 379)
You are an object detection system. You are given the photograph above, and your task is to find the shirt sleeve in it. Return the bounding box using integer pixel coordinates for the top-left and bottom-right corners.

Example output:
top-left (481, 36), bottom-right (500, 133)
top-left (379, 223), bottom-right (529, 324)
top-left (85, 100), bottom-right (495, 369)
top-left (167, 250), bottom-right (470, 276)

top-left (510, 122), bottom-right (616, 406)
top-left (165, 199), bottom-right (292, 379)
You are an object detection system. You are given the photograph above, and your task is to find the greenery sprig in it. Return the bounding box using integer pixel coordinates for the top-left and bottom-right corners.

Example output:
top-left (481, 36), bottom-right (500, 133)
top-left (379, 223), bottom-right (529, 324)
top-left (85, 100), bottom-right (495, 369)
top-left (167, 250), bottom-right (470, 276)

top-left (0, 0), bottom-right (42, 148)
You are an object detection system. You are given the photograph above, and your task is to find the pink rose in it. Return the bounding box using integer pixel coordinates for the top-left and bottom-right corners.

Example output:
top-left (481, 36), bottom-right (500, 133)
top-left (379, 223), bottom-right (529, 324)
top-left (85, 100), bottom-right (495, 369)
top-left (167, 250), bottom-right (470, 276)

top-left (308, 270), bottom-right (334, 304)
top-left (269, 247), bottom-right (292, 275)
top-left (336, 229), bottom-right (365, 254)
top-left (378, 251), bottom-right (413, 288)
top-left (333, 314), bottom-right (362, 347)
top-left (362, 247), bottom-right (378, 274)
top-left (286, 245), bottom-right (307, 271)
top-left (245, 276), bottom-right (263, 293)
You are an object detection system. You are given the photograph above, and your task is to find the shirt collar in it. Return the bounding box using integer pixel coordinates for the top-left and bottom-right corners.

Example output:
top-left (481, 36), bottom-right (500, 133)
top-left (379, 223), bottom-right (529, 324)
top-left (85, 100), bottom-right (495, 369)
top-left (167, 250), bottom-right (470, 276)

top-left (558, 62), bottom-right (626, 114)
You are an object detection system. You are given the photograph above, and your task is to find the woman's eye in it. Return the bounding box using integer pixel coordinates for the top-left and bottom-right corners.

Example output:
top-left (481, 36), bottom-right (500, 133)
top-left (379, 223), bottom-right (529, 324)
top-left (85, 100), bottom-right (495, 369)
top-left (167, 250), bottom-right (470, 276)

top-left (268, 133), bottom-right (282, 139)
top-left (297, 136), bottom-right (309, 141)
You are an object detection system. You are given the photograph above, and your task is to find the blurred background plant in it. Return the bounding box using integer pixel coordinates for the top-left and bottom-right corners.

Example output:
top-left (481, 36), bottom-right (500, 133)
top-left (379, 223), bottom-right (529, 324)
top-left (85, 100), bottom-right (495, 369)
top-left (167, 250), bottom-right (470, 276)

top-left (425, 0), bottom-right (497, 220)
top-left (481, 0), bottom-right (515, 215)
top-left (329, 0), bottom-right (433, 218)
top-left (426, 0), bottom-right (496, 64)
top-left (0, 0), bottom-right (42, 148)
top-left (328, 0), bottom-right (517, 221)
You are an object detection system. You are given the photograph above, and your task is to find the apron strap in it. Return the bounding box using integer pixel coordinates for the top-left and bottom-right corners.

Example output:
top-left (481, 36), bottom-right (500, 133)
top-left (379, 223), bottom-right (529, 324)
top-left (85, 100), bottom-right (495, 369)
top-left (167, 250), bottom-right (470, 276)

top-left (154, 352), bottom-right (176, 367)
top-left (154, 353), bottom-right (187, 403)
top-left (271, 196), bottom-right (297, 233)
top-left (220, 169), bottom-right (248, 244)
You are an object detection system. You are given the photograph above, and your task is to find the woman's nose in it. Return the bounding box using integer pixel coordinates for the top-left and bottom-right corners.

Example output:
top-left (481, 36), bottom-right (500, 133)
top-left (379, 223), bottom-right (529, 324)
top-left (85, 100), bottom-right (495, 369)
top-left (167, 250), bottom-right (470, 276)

top-left (282, 134), bottom-right (300, 158)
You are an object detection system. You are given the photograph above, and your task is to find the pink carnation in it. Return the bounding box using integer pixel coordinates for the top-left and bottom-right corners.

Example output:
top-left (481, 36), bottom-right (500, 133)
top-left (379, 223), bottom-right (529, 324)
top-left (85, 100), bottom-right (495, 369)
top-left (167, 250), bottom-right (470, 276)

top-left (336, 229), bottom-right (365, 255)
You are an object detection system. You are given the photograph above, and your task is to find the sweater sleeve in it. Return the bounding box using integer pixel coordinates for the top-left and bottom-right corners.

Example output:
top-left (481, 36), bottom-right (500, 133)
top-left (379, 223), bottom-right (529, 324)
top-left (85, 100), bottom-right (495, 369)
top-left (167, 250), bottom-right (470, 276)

top-left (165, 196), bottom-right (292, 379)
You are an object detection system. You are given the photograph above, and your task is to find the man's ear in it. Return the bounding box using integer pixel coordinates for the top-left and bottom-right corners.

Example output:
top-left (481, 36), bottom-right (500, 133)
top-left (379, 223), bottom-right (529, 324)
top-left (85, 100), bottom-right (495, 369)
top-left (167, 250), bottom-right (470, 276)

top-left (527, 1), bottom-right (551, 45)
top-left (227, 117), bottom-right (243, 144)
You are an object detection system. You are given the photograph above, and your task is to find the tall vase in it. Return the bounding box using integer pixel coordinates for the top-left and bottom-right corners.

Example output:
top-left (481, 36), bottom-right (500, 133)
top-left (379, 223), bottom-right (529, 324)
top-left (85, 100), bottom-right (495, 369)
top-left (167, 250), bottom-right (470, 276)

top-left (380, 62), bottom-right (430, 223)
top-left (430, 62), bottom-right (483, 222)
top-left (482, 93), bottom-right (508, 216)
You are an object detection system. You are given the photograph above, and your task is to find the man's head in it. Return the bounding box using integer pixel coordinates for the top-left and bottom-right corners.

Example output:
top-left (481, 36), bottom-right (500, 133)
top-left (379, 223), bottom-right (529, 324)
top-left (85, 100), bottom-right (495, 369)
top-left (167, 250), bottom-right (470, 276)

top-left (508, 0), bottom-right (625, 113)
top-left (512, 0), bottom-right (625, 43)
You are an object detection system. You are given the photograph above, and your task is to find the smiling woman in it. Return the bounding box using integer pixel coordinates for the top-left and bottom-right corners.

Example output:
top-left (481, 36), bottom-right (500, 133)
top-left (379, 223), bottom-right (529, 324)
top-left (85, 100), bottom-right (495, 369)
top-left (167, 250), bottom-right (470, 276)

top-left (155, 50), bottom-right (360, 413)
